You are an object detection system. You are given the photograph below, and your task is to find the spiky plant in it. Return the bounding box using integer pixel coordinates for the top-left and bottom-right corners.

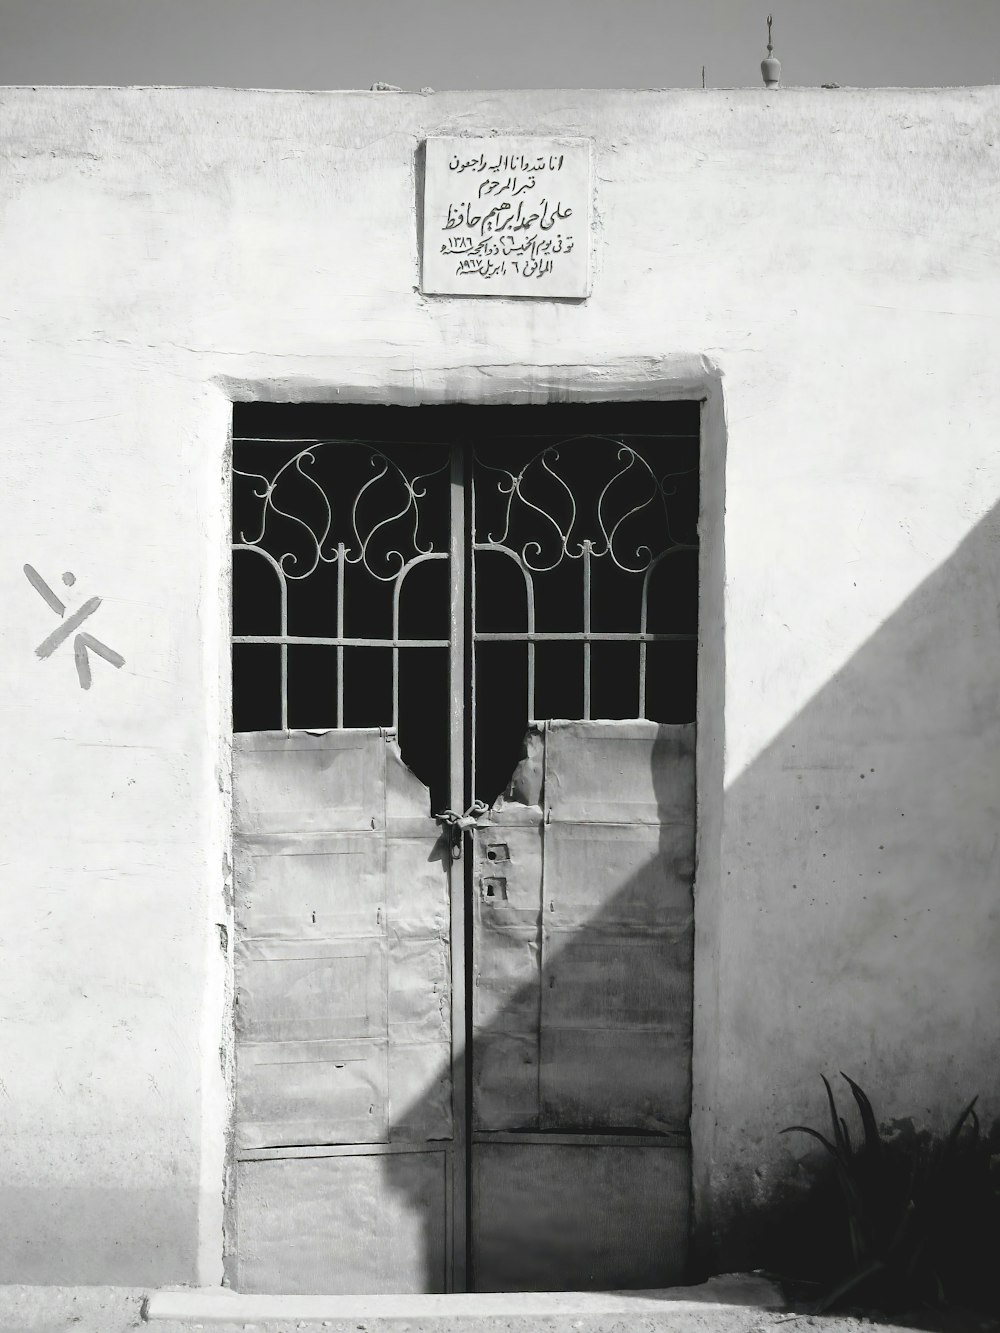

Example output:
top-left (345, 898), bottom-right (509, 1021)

top-left (782, 1074), bottom-right (994, 1314)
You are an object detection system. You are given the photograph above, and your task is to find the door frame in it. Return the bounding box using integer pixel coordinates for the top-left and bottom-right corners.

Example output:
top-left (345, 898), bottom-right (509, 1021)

top-left (217, 355), bottom-right (727, 1282)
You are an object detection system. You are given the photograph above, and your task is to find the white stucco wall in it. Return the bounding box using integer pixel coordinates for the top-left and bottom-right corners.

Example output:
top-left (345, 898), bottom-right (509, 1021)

top-left (1, 84), bottom-right (998, 1283)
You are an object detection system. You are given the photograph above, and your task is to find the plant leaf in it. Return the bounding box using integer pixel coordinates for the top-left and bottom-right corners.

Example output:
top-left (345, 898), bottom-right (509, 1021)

top-left (930, 1266), bottom-right (946, 1306)
top-left (834, 1163), bottom-right (865, 1214)
top-left (840, 1072), bottom-right (881, 1156)
top-left (822, 1074), bottom-right (849, 1157)
top-left (847, 1213), bottom-right (864, 1267)
top-left (904, 1234), bottom-right (929, 1280)
top-left (839, 1116), bottom-right (853, 1154)
top-left (885, 1196), bottom-right (917, 1256)
top-left (781, 1124), bottom-right (842, 1160)
top-left (944, 1095), bottom-right (979, 1154)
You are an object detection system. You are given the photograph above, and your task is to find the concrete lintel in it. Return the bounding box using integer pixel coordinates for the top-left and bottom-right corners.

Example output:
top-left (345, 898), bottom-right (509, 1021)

top-left (215, 353), bottom-right (723, 408)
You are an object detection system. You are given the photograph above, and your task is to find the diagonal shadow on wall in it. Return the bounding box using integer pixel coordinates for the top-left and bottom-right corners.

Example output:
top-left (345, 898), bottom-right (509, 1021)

top-left (379, 495), bottom-right (1000, 1292)
top-left (702, 495), bottom-right (1000, 1274)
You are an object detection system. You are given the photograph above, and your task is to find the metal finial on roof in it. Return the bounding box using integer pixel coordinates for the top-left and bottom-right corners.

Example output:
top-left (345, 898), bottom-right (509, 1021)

top-left (761, 13), bottom-right (782, 87)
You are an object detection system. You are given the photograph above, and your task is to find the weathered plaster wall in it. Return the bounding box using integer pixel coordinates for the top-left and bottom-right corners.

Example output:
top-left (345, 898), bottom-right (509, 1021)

top-left (1, 84), bottom-right (998, 1283)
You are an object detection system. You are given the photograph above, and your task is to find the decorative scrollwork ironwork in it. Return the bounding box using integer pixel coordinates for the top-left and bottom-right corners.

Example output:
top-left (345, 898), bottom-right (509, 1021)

top-left (234, 440), bottom-right (449, 582)
top-left (473, 435), bottom-right (696, 573)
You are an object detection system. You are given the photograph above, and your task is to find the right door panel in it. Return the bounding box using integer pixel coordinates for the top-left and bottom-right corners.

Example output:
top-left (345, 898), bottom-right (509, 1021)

top-left (471, 718), bottom-right (695, 1290)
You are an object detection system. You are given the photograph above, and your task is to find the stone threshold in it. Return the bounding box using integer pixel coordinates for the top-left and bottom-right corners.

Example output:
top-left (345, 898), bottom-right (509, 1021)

top-left (145, 1273), bottom-right (783, 1324)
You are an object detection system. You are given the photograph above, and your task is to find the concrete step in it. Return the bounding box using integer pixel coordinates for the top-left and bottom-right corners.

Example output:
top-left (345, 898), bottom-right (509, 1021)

top-left (143, 1273), bottom-right (785, 1330)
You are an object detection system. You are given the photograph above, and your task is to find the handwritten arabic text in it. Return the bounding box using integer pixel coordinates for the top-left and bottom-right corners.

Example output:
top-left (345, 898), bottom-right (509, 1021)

top-left (423, 138), bottom-right (590, 296)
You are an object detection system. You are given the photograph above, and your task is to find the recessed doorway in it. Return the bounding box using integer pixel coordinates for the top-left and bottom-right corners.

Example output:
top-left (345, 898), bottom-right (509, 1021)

top-left (228, 400), bottom-right (700, 1293)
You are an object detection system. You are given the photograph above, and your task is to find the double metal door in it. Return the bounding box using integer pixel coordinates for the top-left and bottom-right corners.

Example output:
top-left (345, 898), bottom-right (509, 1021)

top-left (228, 405), bottom-right (699, 1293)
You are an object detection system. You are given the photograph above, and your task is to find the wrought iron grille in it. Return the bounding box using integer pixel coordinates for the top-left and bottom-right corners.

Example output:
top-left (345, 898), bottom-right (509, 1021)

top-left (232, 403), bottom-right (700, 806)
top-left (471, 430), bottom-right (698, 800)
top-left (232, 435), bottom-right (452, 733)
top-left (472, 434), bottom-right (698, 721)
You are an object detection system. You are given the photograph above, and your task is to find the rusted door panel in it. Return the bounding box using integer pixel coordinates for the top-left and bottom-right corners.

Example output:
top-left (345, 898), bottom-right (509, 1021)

top-left (539, 720), bottom-right (695, 1131)
top-left (544, 720), bottom-right (696, 826)
top-left (235, 833), bottom-right (385, 940)
top-left (236, 1150), bottom-right (448, 1295)
top-left (471, 820), bottom-right (543, 1131)
top-left (232, 730), bottom-right (453, 1293)
top-left (385, 836), bottom-right (449, 936)
top-left (385, 743), bottom-right (453, 1142)
top-left (471, 1032), bottom-right (540, 1132)
top-left (236, 936), bottom-right (387, 1044)
top-left (471, 1140), bottom-right (689, 1291)
top-left (472, 720), bottom-right (695, 1132)
top-left (543, 935), bottom-right (692, 1030)
top-left (540, 1029), bottom-right (690, 1132)
top-left (233, 730), bottom-right (384, 834)
top-left (542, 822), bottom-right (695, 930)
top-left (236, 1040), bottom-right (388, 1151)
top-left (470, 719), bottom-right (694, 1288)
top-left (387, 933), bottom-right (452, 1139)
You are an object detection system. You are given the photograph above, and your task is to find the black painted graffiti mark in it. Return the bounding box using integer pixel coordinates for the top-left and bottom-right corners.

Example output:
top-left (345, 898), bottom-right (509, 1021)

top-left (24, 563), bottom-right (126, 689)
top-left (74, 632), bottom-right (125, 690)
top-left (23, 562), bottom-right (66, 616)
top-left (34, 594), bottom-right (102, 658)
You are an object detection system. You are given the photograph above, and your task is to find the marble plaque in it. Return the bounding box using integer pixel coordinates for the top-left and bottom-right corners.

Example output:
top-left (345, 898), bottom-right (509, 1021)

top-left (421, 137), bottom-right (592, 298)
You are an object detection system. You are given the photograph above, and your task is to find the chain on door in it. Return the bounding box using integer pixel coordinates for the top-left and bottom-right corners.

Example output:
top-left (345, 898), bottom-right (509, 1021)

top-left (227, 401), bottom-right (699, 1295)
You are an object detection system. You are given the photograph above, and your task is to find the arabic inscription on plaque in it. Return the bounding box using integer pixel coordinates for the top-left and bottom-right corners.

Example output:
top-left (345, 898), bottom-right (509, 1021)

top-left (421, 137), bottom-right (592, 298)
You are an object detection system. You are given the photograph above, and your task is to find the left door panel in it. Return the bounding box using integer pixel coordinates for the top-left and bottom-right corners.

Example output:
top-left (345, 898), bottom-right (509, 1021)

top-left (230, 729), bottom-right (454, 1294)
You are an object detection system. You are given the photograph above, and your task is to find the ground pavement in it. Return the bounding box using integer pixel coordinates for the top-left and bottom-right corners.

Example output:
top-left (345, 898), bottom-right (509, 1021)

top-left (0, 1274), bottom-right (996, 1333)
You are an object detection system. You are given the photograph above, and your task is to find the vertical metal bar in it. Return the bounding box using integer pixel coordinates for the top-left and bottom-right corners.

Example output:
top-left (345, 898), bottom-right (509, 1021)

top-left (336, 543), bottom-right (345, 729)
top-left (639, 562), bottom-right (651, 720)
top-left (639, 552), bottom-right (665, 720)
top-left (536, 720), bottom-right (548, 1123)
top-left (525, 564), bottom-right (536, 722)
top-left (447, 445), bottom-right (467, 1292)
top-left (582, 540), bottom-right (591, 721)
top-left (469, 466), bottom-right (477, 800)
top-left (391, 563), bottom-right (403, 733)
top-left (279, 569), bottom-right (289, 731)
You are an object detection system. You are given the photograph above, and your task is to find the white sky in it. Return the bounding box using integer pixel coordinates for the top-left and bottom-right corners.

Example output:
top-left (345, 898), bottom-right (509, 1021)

top-left (1, 0), bottom-right (998, 90)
